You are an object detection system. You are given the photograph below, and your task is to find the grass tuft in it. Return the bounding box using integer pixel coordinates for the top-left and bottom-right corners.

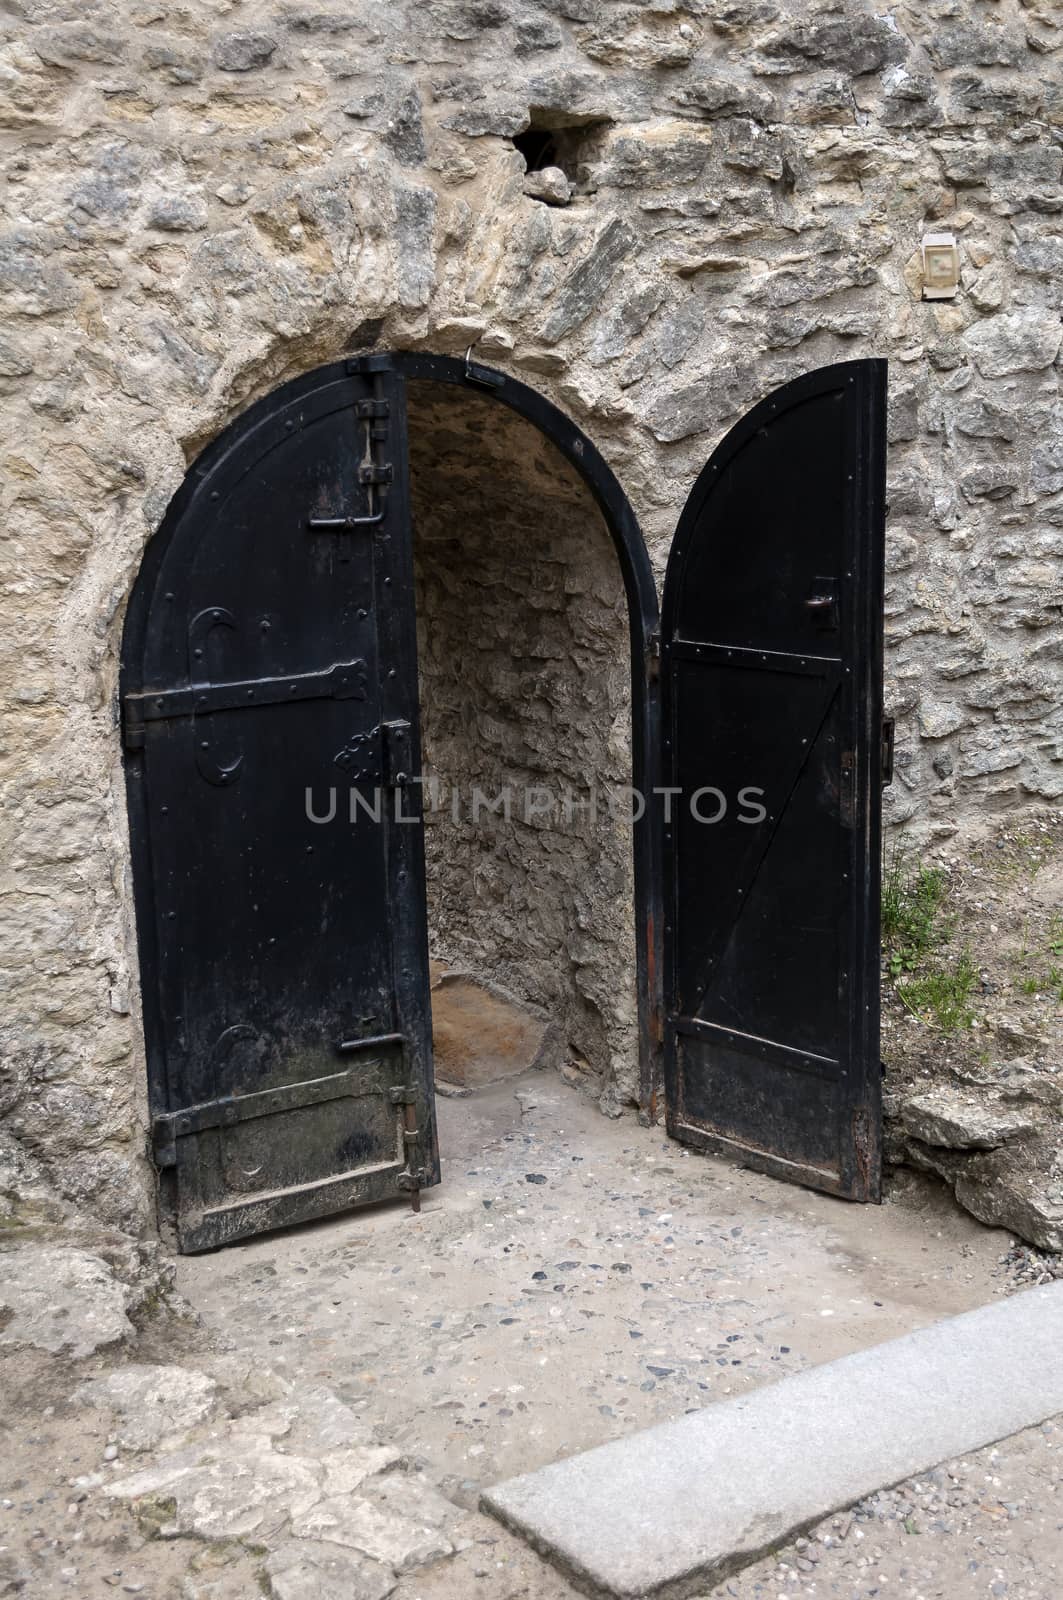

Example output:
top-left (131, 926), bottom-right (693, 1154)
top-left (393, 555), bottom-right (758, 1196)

top-left (896, 950), bottom-right (978, 1032)
top-left (881, 847), bottom-right (951, 976)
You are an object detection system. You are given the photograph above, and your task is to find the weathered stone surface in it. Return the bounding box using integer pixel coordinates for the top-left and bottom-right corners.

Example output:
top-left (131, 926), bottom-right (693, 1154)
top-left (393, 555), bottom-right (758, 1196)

top-left (905, 1136), bottom-right (1063, 1254)
top-left (106, 1434), bottom-right (323, 1541)
top-left (211, 33), bottom-right (278, 72)
top-left (522, 165), bottom-right (571, 205)
top-left (430, 968), bottom-right (561, 1087)
top-left (264, 1540), bottom-right (397, 1600)
top-left (897, 1090), bottom-right (1039, 1151)
top-left (540, 217), bottom-right (637, 342)
top-left (0, 1245), bottom-right (133, 1359)
top-left (0, 1132), bottom-right (70, 1226)
top-left (145, 194), bottom-right (209, 233)
top-left (757, 7), bottom-right (907, 77)
top-left (289, 1496), bottom-right (451, 1569)
top-left (965, 310), bottom-right (1063, 377)
top-left (73, 1364), bottom-right (219, 1452)
top-left (917, 701), bottom-right (967, 740)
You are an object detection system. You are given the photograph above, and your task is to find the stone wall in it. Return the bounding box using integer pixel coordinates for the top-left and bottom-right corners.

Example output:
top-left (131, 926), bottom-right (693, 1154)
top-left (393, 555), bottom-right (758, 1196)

top-left (0, 0), bottom-right (1060, 1231)
top-left (408, 380), bottom-right (638, 1103)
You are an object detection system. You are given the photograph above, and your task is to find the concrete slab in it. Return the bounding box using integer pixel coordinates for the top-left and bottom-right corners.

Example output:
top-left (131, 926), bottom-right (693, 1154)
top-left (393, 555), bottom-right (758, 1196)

top-left (483, 1282), bottom-right (1063, 1600)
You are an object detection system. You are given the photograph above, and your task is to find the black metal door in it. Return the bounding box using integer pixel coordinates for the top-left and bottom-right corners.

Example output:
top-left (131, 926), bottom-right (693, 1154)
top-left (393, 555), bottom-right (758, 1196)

top-left (122, 356), bottom-right (437, 1251)
top-left (660, 360), bottom-right (887, 1200)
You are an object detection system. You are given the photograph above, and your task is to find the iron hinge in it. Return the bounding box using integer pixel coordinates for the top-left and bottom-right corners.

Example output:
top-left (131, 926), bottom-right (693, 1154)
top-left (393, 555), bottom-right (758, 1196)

top-left (381, 720), bottom-right (412, 787)
top-left (881, 716), bottom-right (895, 787)
top-left (646, 630), bottom-right (661, 684)
top-left (122, 698), bottom-right (146, 752)
top-left (840, 748), bottom-right (856, 827)
top-left (387, 1083), bottom-right (418, 1105)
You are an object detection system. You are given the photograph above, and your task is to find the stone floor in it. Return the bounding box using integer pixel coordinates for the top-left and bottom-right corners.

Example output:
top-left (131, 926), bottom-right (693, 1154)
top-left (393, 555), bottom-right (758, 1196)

top-left (3, 1072), bottom-right (1058, 1599)
top-left (176, 1072), bottom-right (1018, 1488)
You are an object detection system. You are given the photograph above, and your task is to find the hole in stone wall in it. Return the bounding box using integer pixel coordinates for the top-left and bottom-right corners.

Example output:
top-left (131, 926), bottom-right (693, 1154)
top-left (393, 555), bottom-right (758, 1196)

top-left (407, 379), bottom-right (638, 1113)
top-left (512, 118), bottom-right (610, 188)
top-left (513, 127), bottom-right (560, 174)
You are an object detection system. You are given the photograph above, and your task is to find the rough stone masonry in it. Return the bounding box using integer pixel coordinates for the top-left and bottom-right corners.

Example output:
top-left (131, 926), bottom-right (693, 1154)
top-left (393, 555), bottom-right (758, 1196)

top-left (0, 0), bottom-right (1060, 1236)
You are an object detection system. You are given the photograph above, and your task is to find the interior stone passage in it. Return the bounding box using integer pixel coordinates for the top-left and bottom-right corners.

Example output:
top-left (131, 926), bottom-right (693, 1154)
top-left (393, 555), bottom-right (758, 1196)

top-left (407, 380), bottom-right (638, 1110)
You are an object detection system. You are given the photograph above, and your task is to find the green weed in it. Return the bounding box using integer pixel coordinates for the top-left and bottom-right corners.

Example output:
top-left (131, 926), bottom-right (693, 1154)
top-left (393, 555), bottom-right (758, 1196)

top-left (897, 949), bottom-right (977, 1033)
top-left (882, 847), bottom-right (951, 976)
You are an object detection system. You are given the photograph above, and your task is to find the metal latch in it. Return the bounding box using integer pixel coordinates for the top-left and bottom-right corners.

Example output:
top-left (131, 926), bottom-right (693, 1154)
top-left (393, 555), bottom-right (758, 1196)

top-left (308, 372), bottom-right (392, 530)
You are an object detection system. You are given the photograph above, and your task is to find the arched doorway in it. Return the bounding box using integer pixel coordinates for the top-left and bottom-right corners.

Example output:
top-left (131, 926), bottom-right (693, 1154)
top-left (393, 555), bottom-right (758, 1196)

top-left (121, 352), bottom-right (662, 1251)
top-left (122, 353), bottom-right (887, 1253)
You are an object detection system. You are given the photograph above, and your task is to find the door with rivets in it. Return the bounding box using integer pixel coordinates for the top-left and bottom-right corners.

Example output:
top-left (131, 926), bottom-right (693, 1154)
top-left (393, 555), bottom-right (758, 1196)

top-left (122, 356), bottom-right (437, 1251)
top-left (660, 360), bottom-right (888, 1200)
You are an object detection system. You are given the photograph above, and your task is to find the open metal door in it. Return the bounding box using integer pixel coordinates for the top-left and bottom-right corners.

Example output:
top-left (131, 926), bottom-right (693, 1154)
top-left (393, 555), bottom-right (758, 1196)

top-left (122, 356), bottom-right (437, 1251)
top-left (660, 360), bottom-right (887, 1200)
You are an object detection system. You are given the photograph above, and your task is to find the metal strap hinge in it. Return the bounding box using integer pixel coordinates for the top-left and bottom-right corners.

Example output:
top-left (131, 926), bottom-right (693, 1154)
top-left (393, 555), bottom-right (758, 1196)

top-left (382, 720), bottom-right (411, 787)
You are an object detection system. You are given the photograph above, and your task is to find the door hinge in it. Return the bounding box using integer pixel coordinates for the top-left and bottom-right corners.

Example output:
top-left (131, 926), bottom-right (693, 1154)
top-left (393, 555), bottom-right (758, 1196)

top-left (840, 748), bottom-right (856, 827)
top-left (881, 716), bottom-right (895, 787)
top-left (381, 720), bottom-right (412, 787)
top-left (122, 697), bottom-right (146, 752)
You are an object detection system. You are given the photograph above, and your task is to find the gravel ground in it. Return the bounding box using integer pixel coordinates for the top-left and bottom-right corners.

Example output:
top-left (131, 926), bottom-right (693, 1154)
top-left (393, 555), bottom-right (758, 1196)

top-left (707, 1417), bottom-right (1063, 1600)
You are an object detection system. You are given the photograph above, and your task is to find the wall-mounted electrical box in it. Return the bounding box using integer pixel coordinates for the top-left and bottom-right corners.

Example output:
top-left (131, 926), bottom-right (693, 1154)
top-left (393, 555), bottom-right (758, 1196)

top-left (921, 232), bottom-right (960, 300)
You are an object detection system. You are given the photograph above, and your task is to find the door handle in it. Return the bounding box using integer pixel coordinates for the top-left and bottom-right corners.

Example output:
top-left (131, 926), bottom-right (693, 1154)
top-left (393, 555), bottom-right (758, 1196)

top-left (804, 577), bottom-right (839, 631)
